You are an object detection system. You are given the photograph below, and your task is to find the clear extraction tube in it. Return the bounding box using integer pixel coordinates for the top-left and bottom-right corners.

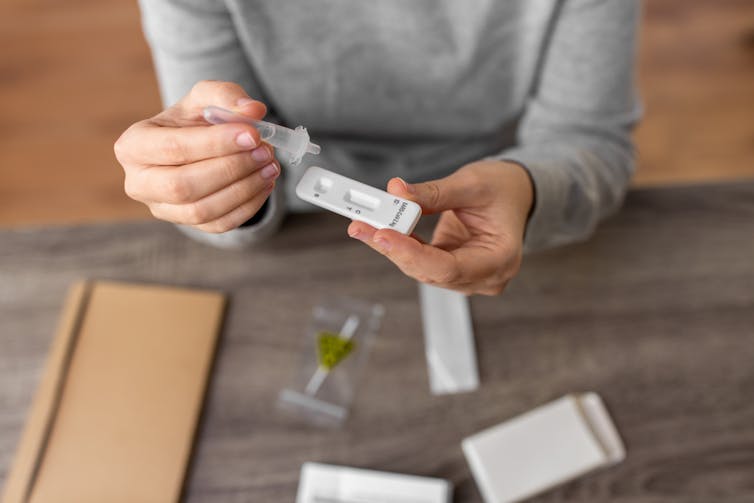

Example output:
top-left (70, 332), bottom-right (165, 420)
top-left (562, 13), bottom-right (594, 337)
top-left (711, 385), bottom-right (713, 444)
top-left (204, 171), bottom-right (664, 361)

top-left (203, 105), bottom-right (320, 166)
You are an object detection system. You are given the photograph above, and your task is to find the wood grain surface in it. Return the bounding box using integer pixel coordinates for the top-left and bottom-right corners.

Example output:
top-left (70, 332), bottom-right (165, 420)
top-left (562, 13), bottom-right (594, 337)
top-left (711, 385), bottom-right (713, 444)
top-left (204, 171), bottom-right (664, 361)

top-left (1, 182), bottom-right (754, 502)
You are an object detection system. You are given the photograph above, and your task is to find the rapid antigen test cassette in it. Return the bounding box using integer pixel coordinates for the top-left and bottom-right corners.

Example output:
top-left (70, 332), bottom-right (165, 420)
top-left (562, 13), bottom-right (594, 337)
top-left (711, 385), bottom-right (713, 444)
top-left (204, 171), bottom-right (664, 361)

top-left (296, 166), bottom-right (422, 235)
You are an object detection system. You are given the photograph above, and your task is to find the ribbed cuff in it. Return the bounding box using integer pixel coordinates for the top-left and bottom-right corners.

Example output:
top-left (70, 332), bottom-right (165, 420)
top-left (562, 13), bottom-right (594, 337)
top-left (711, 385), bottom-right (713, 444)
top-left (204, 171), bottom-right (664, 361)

top-left (239, 198), bottom-right (269, 227)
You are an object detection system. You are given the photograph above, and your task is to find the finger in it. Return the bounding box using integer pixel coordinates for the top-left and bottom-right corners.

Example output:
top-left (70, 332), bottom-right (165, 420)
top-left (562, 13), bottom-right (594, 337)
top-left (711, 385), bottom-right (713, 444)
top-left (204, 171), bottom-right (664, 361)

top-left (122, 120), bottom-right (265, 166)
top-left (348, 220), bottom-right (427, 244)
top-left (348, 220), bottom-right (507, 287)
top-left (148, 168), bottom-right (278, 225)
top-left (410, 232), bottom-right (427, 244)
top-left (385, 173), bottom-right (484, 215)
top-left (129, 147), bottom-right (278, 204)
top-left (163, 80), bottom-right (267, 125)
top-left (348, 221), bottom-right (463, 285)
top-left (477, 278), bottom-right (510, 296)
top-left (431, 210), bottom-right (472, 250)
top-left (194, 182), bottom-right (276, 234)
top-left (447, 245), bottom-right (507, 285)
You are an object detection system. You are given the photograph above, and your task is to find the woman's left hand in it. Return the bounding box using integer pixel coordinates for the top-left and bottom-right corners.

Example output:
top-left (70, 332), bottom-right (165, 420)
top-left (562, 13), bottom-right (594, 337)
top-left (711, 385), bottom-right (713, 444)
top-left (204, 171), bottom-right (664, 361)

top-left (348, 160), bottom-right (534, 296)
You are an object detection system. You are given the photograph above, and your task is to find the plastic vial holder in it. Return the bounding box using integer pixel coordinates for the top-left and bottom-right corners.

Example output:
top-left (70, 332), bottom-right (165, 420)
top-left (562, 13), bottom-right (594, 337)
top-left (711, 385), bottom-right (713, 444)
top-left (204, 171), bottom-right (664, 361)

top-left (278, 298), bottom-right (384, 427)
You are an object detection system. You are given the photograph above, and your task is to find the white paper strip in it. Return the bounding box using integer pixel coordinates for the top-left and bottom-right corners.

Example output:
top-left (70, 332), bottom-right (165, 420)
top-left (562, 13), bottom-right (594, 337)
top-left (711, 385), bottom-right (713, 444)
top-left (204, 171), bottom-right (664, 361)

top-left (418, 283), bottom-right (479, 395)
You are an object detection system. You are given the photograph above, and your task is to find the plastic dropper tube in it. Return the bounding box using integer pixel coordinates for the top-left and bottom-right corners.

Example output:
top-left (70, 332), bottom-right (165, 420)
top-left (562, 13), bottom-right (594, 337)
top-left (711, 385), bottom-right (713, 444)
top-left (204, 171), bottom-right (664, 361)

top-left (203, 106), bottom-right (320, 166)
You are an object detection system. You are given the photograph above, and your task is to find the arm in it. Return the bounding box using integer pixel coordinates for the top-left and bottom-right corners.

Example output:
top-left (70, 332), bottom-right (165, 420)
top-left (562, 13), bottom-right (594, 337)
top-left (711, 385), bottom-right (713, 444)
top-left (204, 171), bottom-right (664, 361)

top-left (138, 0), bottom-right (264, 106)
top-left (133, 0), bottom-right (284, 242)
top-left (349, 0), bottom-right (641, 294)
top-left (497, 0), bottom-right (642, 252)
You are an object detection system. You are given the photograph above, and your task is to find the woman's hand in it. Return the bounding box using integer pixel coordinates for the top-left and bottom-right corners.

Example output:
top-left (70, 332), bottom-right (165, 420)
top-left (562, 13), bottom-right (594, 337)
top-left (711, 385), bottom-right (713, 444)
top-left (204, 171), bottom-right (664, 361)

top-left (348, 160), bottom-right (534, 296)
top-left (114, 80), bottom-right (281, 233)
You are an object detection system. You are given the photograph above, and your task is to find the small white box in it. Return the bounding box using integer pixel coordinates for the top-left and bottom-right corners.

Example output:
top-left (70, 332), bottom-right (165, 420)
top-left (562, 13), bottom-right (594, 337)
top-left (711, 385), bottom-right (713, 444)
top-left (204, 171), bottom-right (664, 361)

top-left (296, 462), bottom-right (452, 503)
top-left (462, 393), bottom-right (625, 503)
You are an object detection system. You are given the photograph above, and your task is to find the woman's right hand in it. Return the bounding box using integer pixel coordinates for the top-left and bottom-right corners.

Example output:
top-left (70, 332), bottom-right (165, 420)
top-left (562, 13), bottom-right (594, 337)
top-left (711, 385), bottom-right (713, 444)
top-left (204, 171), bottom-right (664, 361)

top-left (114, 80), bottom-right (281, 233)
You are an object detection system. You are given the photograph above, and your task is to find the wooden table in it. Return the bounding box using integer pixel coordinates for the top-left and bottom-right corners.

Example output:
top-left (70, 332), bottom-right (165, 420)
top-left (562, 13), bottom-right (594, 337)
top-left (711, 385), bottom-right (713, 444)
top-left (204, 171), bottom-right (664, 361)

top-left (2, 182), bottom-right (753, 502)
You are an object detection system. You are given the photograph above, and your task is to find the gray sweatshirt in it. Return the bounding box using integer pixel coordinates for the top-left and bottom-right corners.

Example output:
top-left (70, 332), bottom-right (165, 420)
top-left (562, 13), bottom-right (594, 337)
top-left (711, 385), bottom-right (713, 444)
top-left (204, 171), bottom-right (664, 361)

top-left (138, 0), bottom-right (641, 252)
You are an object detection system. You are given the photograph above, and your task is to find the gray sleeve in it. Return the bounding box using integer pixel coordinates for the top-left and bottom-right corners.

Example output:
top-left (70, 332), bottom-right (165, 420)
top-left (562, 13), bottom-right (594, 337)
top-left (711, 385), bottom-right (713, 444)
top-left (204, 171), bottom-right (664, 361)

top-left (493, 0), bottom-right (642, 252)
top-left (137, 0), bottom-right (264, 105)
top-left (137, 0), bottom-right (284, 241)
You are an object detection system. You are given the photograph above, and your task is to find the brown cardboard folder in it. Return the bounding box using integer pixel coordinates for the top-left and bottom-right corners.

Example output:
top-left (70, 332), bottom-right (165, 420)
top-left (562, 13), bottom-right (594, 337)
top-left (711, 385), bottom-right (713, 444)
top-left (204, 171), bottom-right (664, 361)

top-left (2, 281), bottom-right (226, 503)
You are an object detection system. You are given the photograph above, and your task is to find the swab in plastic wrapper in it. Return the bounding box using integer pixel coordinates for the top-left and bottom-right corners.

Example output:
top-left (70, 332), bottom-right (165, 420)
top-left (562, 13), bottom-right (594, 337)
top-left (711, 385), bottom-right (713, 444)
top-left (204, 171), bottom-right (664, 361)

top-left (278, 298), bottom-right (384, 427)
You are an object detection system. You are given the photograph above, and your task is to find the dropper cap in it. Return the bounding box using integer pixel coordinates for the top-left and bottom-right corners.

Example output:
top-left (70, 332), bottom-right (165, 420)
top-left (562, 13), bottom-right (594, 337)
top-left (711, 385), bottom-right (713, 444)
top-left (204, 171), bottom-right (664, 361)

top-left (203, 106), bottom-right (320, 165)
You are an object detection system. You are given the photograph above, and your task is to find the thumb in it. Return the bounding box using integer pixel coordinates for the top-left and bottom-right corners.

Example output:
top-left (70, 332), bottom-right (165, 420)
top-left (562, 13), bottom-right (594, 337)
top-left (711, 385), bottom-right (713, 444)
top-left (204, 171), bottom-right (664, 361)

top-left (167, 80), bottom-right (267, 124)
top-left (386, 173), bottom-right (482, 215)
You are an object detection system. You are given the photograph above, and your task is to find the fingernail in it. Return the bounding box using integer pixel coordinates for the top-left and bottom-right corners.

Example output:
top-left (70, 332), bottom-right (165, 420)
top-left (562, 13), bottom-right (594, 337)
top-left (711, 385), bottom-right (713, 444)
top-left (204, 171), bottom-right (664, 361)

top-left (236, 97), bottom-right (255, 106)
top-left (236, 132), bottom-right (255, 149)
top-left (260, 163), bottom-right (279, 180)
top-left (251, 146), bottom-right (271, 162)
top-left (348, 228), bottom-right (362, 240)
top-left (397, 177), bottom-right (414, 194)
top-left (373, 237), bottom-right (392, 252)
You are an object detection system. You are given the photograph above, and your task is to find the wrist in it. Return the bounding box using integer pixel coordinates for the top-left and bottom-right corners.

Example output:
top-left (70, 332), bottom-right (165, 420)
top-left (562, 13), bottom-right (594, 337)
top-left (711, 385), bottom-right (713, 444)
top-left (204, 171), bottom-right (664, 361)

top-left (498, 161), bottom-right (535, 214)
top-left (460, 159), bottom-right (533, 246)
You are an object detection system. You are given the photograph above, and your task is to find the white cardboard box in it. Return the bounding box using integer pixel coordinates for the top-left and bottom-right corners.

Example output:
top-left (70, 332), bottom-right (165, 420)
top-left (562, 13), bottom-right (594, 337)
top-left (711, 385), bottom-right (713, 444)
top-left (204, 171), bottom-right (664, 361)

top-left (462, 393), bottom-right (625, 503)
top-left (296, 462), bottom-right (452, 503)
